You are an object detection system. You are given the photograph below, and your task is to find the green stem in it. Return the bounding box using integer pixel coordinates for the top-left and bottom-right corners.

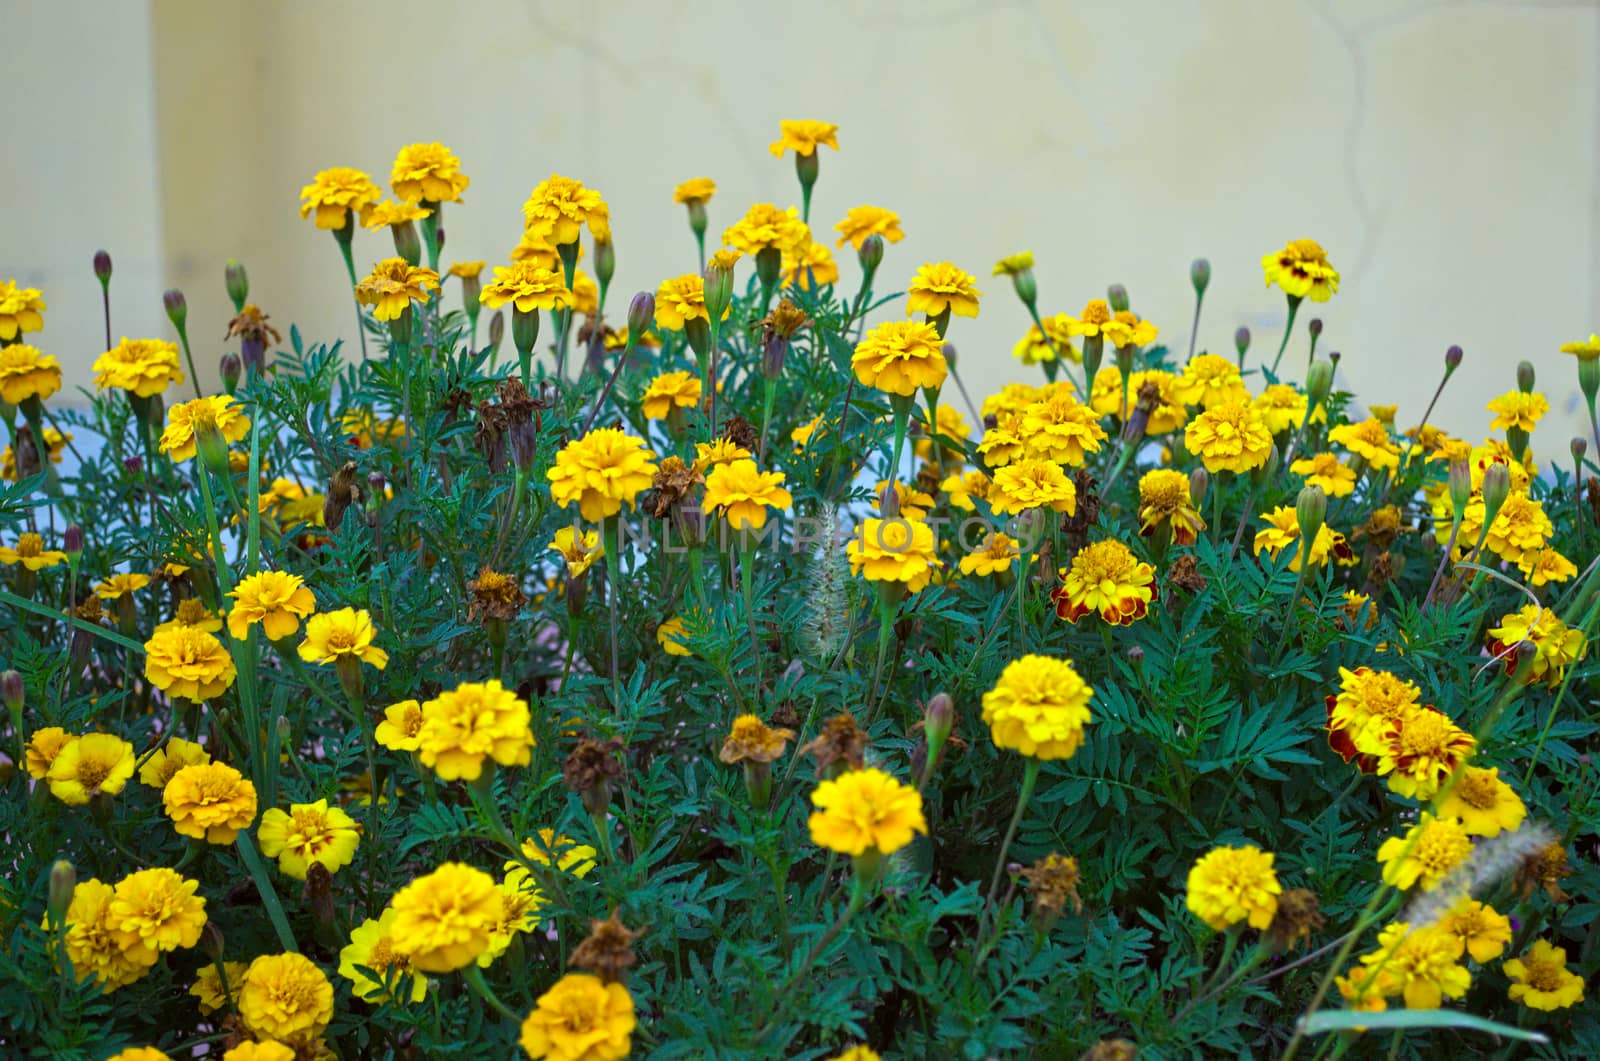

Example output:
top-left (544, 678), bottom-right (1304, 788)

top-left (983, 759), bottom-right (1040, 918)
top-left (236, 832), bottom-right (298, 952)
top-left (337, 238), bottom-right (369, 361)
top-left (1268, 296), bottom-right (1302, 377)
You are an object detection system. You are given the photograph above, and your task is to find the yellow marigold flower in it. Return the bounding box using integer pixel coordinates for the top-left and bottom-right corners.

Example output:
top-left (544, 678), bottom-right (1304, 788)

top-left (1325, 666), bottom-right (1423, 764)
top-left (981, 654), bottom-right (1094, 761)
top-left (808, 767), bottom-right (926, 856)
top-left (375, 699), bottom-right (425, 752)
top-left (1436, 766), bottom-right (1527, 837)
top-left (1377, 814), bottom-right (1473, 890)
top-left (906, 261), bottom-right (981, 319)
top-left (548, 428), bottom-right (658, 522)
top-left (340, 907), bottom-right (427, 1004)
top-left (104, 1048), bottom-right (169, 1061)
top-left (653, 273), bottom-right (715, 331)
top-left (1518, 547), bottom-right (1578, 588)
top-left (524, 174), bottom-right (604, 246)
top-left (1336, 964), bottom-right (1392, 1015)
top-left (1099, 368), bottom-right (1186, 433)
top-left (1136, 469), bottom-right (1205, 544)
top-left (1487, 390), bottom-right (1549, 433)
top-left (362, 198), bottom-right (431, 230)
top-left (191, 959), bottom-right (247, 1014)
top-left (1368, 404), bottom-right (1398, 426)
top-left (418, 680), bottom-right (534, 782)
top-left (770, 119), bottom-right (839, 157)
top-left (390, 862), bottom-right (501, 973)
top-left (298, 608), bottom-right (388, 670)
top-left (976, 413), bottom-right (1027, 468)
top-left (1100, 309), bottom-right (1158, 349)
top-left (549, 526), bottom-right (604, 577)
top-left (1505, 940), bottom-right (1586, 1011)
top-left (0, 343), bottom-right (62, 405)
top-left (1559, 334), bottom-right (1600, 361)
top-left (60, 877), bottom-right (151, 992)
top-left (152, 598), bottom-right (224, 636)
top-left (355, 258), bottom-right (439, 322)
top-left (1176, 354), bottom-right (1248, 410)
top-left (1065, 298), bottom-right (1113, 338)
top-left (1186, 845), bottom-right (1282, 931)
top-left (657, 614), bottom-right (694, 656)
top-left (139, 737), bottom-right (209, 789)
top-left (96, 572), bottom-right (150, 599)
top-left (783, 239), bottom-right (838, 288)
top-left (223, 1042), bottom-right (295, 1061)
top-left (1052, 539), bottom-right (1158, 626)
top-left (1486, 604), bottom-right (1587, 686)
top-left (993, 251), bottom-right (1035, 276)
top-left (227, 570), bottom-right (316, 642)
top-left (1, 425), bottom-right (69, 480)
top-left (719, 714), bottom-right (797, 765)
top-left (958, 531), bottom-right (1020, 577)
top-left (238, 951), bottom-right (334, 1041)
top-left (93, 338), bottom-right (184, 397)
top-left (143, 624), bottom-right (237, 700)
top-left (873, 479), bottom-right (935, 521)
top-left (1359, 922), bottom-right (1469, 1009)
top-left (1020, 392), bottom-right (1108, 467)
top-left (913, 404), bottom-right (970, 464)
top-left (707, 248), bottom-right (742, 272)
top-left (1329, 417), bottom-right (1401, 471)
top-left (673, 176), bottom-right (716, 205)
top-left (1262, 238), bottom-right (1340, 302)
top-left (479, 867), bottom-right (545, 968)
top-left (298, 167), bottom-right (379, 229)
top-left (834, 204), bottom-right (904, 250)
top-left (846, 517), bottom-right (942, 593)
top-left (703, 459), bottom-right (792, 530)
top-left (158, 395), bottom-right (250, 463)
top-left (0, 278), bottom-right (46, 340)
top-left (723, 203), bottom-right (809, 255)
top-left (519, 972), bottom-right (637, 1061)
top-left (24, 726), bottom-right (73, 780)
top-left (825, 1048), bottom-right (880, 1061)
top-left (448, 260), bottom-right (486, 279)
top-left (164, 761), bottom-right (258, 844)
top-left (107, 867), bottom-right (207, 964)
top-left (851, 319), bottom-right (948, 395)
top-left (570, 268), bottom-right (600, 316)
top-left (988, 459), bottom-right (1078, 516)
top-left (390, 142), bottom-right (468, 204)
top-left (0, 532), bottom-right (67, 570)
top-left (1013, 313), bottom-right (1080, 365)
top-left (258, 799), bottom-right (360, 881)
top-left (1439, 900), bottom-right (1512, 964)
top-left (1290, 452), bottom-right (1356, 497)
top-left (641, 370), bottom-right (702, 420)
top-left (1253, 507), bottom-right (1353, 572)
top-left (1253, 383), bottom-right (1318, 435)
top-left (260, 478), bottom-right (326, 528)
top-left (1481, 492), bottom-right (1554, 567)
top-left (693, 438), bottom-right (752, 472)
top-left (47, 733), bottom-right (135, 805)
top-left (516, 829), bottom-right (600, 879)
top-left (480, 261), bottom-right (572, 318)
top-left (1372, 705), bottom-right (1476, 801)
top-left (1186, 400), bottom-right (1273, 474)
top-left (941, 469), bottom-right (991, 512)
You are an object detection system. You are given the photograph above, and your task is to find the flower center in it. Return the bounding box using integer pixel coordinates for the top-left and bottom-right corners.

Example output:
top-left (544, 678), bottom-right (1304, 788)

top-left (1527, 962), bottom-right (1563, 992)
top-left (1457, 773), bottom-right (1499, 809)
top-left (1399, 712), bottom-right (1456, 756)
top-left (77, 757), bottom-right (111, 790)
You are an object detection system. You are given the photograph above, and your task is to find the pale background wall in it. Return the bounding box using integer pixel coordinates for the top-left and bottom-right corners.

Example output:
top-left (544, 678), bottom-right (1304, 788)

top-left (6, 0), bottom-right (1600, 455)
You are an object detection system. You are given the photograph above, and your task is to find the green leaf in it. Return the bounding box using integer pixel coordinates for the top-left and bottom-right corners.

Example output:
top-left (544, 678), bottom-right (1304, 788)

top-left (1300, 1008), bottom-right (1549, 1043)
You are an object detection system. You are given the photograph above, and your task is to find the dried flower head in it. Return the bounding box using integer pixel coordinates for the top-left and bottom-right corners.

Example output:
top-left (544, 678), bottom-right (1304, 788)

top-left (569, 909), bottom-right (642, 984)
top-left (799, 712), bottom-right (869, 777)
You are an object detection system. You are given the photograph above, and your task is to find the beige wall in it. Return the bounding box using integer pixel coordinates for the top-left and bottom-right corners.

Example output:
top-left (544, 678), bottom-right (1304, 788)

top-left (7, 0), bottom-right (1599, 457)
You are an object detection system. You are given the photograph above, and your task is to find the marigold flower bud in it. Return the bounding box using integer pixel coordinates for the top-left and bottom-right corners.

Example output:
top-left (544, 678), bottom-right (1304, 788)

top-left (511, 307), bottom-right (540, 356)
top-left (703, 264), bottom-right (734, 322)
top-left (1517, 360), bottom-right (1536, 394)
top-left (224, 259), bottom-right (249, 309)
top-left (879, 481), bottom-right (901, 519)
top-left (93, 249), bottom-right (113, 284)
top-left (487, 310), bottom-right (505, 352)
top-left (162, 288), bottom-right (188, 327)
top-left (365, 471), bottom-right (386, 523)
top-left (1011, 268), bottom-right (1037, 307)
top-left (795, 149), bottom-right (820, 192)
top-left (1107, 284), bottom-right (1129, 313)
top-left (1573, 437), bottom-right (1588, 464)
top-left (754, 247), bottom-right (782, 291)
top-left (1481, 463), bottom-right (1512, 523)
top-left (219, 351), bottom-right (241, 394)
top-left (1295, 484), bottom-right (1327, 547)
top-left (1445, 344), bottom-right (1463, 371)
top-left (63, 524), bottom-right (83, 558)
top-left (1447, 457), bottom-right (1472, 516)
top-left (1188, 467), bottom-right (1209, 506)
top-left (1190, 258), bottom-right (1210, 296)
top-left (1, 669), bottom-right (22, 715)
top-left (858, 233), bottom-right (884, 274)
top-left (1579, 355), bottom-right (1600, 405)
top-left (596, 238), bottom-right (616, 289)
top-left (687, 200), bottom-right (708, 239)
top-left (1234, 326), bottom-right (1251, 359)
top-left (201, 922), bottom-right (225, 962)
top-left (392, 220), bottom-right (423, 267)
top-left (1308, 318), bottom-right (1323, 339)
top-left (627, 292), bottom-right (655, 339)
top-left (47, 860), bottom-right (76, 926)
top-left (923, 692), bottom-right (954, 774)
top-left (1306, 360), bottom-right (1334, 411)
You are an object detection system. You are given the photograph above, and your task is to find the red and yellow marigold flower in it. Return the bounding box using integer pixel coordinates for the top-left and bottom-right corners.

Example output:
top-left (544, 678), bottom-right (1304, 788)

top-left (1051, 540), bottom-right (1157, 626)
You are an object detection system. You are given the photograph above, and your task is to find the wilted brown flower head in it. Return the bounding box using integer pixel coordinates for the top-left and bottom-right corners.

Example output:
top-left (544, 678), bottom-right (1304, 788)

top-left (798, 712), bottom-right (868, 777)
top-left (468, 567), bottom-right (527, 623)
top-left (564, 737), bottom-right (625, 815)
top-left (569, 909), bottom-right (642, 983)
top-left (1020, 852), bottom-right (1083, 919)
top-left (720, 414), bottom-right (758, 453)
top-left (224, 304), bottom-right (282, 346)
top-left (646, 456), bottom-right (704, 518)
top-left (759, 298), bottom-right (813, 343)
top-left (719, 715), bottom-right (796, 765)
top-left (498, 377), bottom-right (546, 471)
top-left (1062, 470), bottom-right (1101, 552)
top-left (323, 460), bottom-right (362, 530)
top-left (1167, 554), bottom-right (1207, 594)
top-left (74, 596), bottom-right (105, 624)
top-left (476, 398), bottom-right (510, 474)
top-left (1353, 504), bottom-right (1409, 550)
top-left (1266, 888), bottom-right (1324, 953)
top-left (1516, 841), bottom-right (1573, 902)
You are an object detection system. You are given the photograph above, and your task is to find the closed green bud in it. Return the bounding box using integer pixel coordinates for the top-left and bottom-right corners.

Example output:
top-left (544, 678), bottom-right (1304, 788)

top-left (754, 247), bottom-right (782, 290)
top-left (487, 310), bottom-right (505, 352)
top-left (1234, 326), bottom-right (1251, 358)
top-left (392, 220), bottom-right (422, 267)
top-left (1190, 258), bottom-right (1211, 296)
top-left (1295, 485), bottom-right (1327, 546)
top-left (511, 306), bottom-right (540, 356)
top-left (1572, 437), bottom-right (1588, 466)
top-left (687, 200), bottom-right (708, 239)
top-left (1306, 360), bottom-right (1334, 411)
top-left (596, 238), bottom-right (615, 289)
top-left (162, 288), bottom-right (187, 328)
top-left (1188, 467), bottom-right (1209, 506)
top-left (1517, 360), bottom-right (1536, 394)
top-left (1481, 463), bottom-right (1512, 524)
top-left (1447, 457), bottom-right (1472, 517)
top-left (1, 669), bottom-right (22, 715)
top-left (1011, 269), bottom-right (1037, 307)
top-left (858, 234), bottom-right (884, 274)
top-left (923, 692), bottom-right (954, 768)
top-left (224, 259), bottom-right (249, 309)
top-left (1107, 284), bottom-right (1129, 313)
top-left (93, 250), bottom-right (113, 285)
top-left (627, 292), bottom-right (655, 338)
top-left (219, 352), bottom-right (241, 395)
top-left (703, 264), bottom-right (734, 321)
top-left (48, 861), bottom-right (76, 926)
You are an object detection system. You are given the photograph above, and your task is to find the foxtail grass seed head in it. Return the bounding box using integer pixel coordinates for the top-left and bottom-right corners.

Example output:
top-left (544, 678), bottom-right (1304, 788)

top-left (93, 249), bottom-right (112, 284)
top-left (224, 259), bottom-right (248, 308)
